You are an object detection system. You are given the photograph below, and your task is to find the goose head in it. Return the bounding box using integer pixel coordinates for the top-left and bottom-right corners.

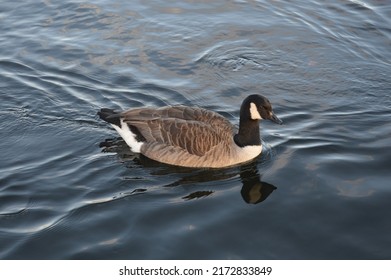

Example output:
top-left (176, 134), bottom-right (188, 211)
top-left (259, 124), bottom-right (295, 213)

top-left (241, 94), bottom-right (282, 124)
top-left (234, 94), bottom-right (282, 147)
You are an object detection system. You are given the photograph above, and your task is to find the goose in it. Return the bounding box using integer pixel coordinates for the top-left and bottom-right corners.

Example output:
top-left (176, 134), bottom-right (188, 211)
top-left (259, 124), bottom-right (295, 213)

top-left (97, 94), bottom-right (282, 168)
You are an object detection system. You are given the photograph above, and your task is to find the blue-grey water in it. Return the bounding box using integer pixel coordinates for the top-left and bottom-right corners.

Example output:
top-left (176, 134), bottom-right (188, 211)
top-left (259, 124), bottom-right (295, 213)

top-left (1, 0), bottom-right (390, 259)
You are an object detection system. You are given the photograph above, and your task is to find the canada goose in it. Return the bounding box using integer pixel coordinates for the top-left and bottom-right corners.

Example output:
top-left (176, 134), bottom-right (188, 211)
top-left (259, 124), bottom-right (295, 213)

top-left (98, 94), bottom-right (282, 168)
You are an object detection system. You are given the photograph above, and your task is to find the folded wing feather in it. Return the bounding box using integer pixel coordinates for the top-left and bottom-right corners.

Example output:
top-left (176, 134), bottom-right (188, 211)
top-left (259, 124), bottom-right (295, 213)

top-left (120, 106), bottom-right (235, 158)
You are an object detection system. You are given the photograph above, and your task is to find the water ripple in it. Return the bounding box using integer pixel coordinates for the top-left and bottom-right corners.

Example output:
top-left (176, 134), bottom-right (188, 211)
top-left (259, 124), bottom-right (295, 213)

top-left (1, 0), bottom-right (391, 259)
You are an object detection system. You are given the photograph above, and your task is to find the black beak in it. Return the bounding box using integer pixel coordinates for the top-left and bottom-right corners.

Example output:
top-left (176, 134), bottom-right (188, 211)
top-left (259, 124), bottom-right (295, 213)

top-left (269, 112), bottom-right (283, 125)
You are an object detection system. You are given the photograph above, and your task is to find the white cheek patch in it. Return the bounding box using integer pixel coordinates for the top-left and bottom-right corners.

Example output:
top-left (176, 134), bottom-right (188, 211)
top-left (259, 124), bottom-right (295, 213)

top-left (250, 102), bottom-right (262, 120)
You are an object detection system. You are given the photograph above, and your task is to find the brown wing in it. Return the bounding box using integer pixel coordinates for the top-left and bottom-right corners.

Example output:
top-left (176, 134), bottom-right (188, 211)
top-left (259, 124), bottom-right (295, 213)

top-left (121, 106), bottom-right (235, 157)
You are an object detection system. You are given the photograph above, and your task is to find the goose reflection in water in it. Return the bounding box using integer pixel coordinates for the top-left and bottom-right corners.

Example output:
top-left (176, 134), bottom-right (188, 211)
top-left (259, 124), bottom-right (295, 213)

top-left (100, 138), bottom-right (277, 204)
top-left (180, 163), bottom-right (276, 204)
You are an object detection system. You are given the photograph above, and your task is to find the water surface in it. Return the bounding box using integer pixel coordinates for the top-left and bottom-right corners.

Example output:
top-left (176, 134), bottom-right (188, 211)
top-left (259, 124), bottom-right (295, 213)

top-left (1, 0), bottom-right (391, 259)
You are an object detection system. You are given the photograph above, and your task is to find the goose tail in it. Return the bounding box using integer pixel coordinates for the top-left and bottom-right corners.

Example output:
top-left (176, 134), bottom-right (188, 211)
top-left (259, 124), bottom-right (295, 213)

top-left (98, 108), bottom-right (144, 153)
top-left (97, 108), bottom-right (121, 127)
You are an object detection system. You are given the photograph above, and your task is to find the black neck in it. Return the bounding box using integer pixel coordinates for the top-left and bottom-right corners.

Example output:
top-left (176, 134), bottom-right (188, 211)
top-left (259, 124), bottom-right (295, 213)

top-left (234, 118), bottom-right (261, 147)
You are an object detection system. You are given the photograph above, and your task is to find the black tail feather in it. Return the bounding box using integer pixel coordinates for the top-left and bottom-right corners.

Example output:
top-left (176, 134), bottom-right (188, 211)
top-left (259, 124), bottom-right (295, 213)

top-left (97, 108), bottom-right (121, 127)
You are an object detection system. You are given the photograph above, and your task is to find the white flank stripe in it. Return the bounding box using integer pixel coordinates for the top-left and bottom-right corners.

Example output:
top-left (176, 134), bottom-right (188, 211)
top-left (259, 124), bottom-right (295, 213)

top-left (111, 119), bottom-right (143, 153)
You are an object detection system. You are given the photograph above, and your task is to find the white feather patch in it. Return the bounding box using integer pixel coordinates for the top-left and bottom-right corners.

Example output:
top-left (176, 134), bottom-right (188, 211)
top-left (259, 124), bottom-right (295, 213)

top-left (250, 102), bottom-right (262, 120)
top-left (234, 144), bottom-right (263, 163)
top-left (111, 119), bottom-right (143, 153)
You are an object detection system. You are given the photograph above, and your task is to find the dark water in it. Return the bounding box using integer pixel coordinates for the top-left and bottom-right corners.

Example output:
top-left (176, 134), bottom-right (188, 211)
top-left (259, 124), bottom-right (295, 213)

top-left (1, 0), bottom-right (390, 259)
